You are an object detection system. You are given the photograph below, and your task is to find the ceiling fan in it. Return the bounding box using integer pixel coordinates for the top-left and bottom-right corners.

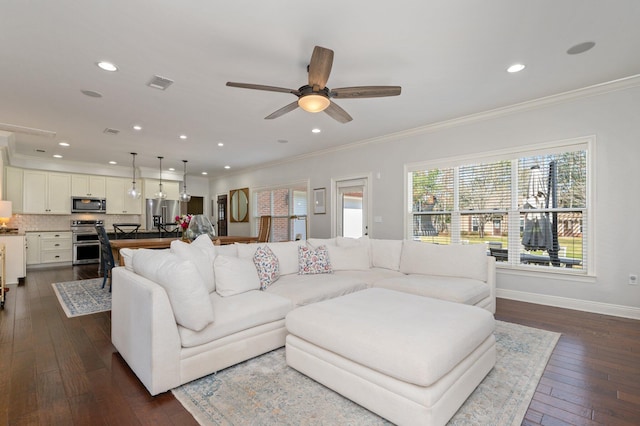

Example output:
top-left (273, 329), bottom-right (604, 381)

top-left (226, 46), bottom-right (401, 123)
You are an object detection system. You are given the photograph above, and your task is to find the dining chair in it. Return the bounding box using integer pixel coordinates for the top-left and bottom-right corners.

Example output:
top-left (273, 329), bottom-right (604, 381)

top-left (257, 215), bottom-right (272, 243)
top-left (96, 225), bottom-right (116, 291)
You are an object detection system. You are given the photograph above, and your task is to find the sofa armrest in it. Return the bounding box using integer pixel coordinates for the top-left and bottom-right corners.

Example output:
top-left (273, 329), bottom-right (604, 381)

top-left (111, 267), bottom-right (182, 395)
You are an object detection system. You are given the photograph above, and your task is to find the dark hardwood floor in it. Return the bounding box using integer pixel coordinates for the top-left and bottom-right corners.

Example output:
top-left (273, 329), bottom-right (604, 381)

top-left (1, 265), bottom-right (639, 425)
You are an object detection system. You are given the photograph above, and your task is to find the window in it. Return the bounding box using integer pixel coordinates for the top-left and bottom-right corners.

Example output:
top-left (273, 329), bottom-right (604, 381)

top-left (407, 138), bottom-right (591, 274)
top-left (254, 183), bottom-right (308, 241)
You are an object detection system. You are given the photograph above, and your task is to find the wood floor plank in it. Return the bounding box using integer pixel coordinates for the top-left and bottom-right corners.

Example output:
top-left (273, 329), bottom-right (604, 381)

top-left (1, 266), bottom-right (639, 425)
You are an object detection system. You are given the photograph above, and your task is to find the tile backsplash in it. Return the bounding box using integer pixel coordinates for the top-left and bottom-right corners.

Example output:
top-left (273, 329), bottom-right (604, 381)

top-left (5, 214), bottom-right (143, 232)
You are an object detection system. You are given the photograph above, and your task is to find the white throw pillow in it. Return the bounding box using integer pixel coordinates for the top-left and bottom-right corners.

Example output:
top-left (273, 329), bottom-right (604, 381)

top-left (370, 239), bottom-right (403, 271)
top-left (236, 242), bottom-right (259, 259)
top-left (307, 237), bottom-right (336, 248)
top-left (399, 241), bottom-right (488, 281)
top-left (336, 235), bottom-right (372, 267)
top-left (132, 250), bottom-right (214, 331)
top-left (326, 244), bottom-right (371, 271)
top-left (266, 241), bottom-right (300, 276)
top-left (171, 235), bottom-right (217, 293)
top-left (214, 255), bottom-right (261, 296)
top-left (215, 244), bottom-right (238, 257)
top-left (119, 248), bottom-right (135, 271)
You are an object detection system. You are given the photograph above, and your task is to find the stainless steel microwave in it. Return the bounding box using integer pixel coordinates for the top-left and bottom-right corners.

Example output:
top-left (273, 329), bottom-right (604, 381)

top-left (71, 197), bottom-right (106, 213)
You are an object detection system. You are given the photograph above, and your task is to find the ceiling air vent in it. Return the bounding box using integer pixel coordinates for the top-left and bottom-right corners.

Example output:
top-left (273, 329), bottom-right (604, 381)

top-left (147, 75), bottom-right (174, 90)
top-left (103, 128), bottom-right (120, 135)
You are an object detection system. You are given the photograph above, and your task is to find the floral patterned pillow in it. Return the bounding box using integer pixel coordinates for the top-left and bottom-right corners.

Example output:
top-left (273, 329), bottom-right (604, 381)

top-left (298, 244), bottom-right (333, 275)
top-left (253, 245), bottom-right (280, 290)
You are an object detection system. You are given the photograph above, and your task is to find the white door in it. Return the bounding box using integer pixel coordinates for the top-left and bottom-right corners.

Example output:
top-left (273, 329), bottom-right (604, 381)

top-left (335, 178), bottom-right (368, 238)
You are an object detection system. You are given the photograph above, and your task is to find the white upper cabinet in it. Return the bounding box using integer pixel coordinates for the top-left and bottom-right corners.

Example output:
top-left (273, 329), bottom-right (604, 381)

top-left (23, 170), bottom-right (71, 214)
top-left (71, 174), bottom-right (106, 198)
top-left (105, 177), bottom-right (142, 214)
top-left (143, 179), bottom-right (180, 201)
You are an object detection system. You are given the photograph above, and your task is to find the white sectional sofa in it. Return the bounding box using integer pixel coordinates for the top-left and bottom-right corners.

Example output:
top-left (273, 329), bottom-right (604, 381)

top-left (111, 235), bottom-right (495, 396)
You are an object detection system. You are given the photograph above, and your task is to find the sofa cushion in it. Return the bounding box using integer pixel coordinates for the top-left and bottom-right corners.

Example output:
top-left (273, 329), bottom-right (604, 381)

top-left (307, 237), bottom-right (336, 248)
top-left (325, 244), bottom-right (371, 271)
top-left (132, 249), bottom-right (214, 331)
top-left (336, 236), bottom-right (372, 267)
top-left (298, 245), bottom-right (332, 275)
top-left (214, 255), bottom-right (260, 297)
top-left (267, 241), bottom-right (302, 276)
top-left (370, 239), bottom-right (403, 271)
top-left (265, 273), bottom-right (367, 307)
top-left (171, 235), bottom-right (217, 293)
top-left (178, 290), bottom-right (292, 348)
top-left (253, 245), bottom-right (280, 290)
top-left (373, 275), bottom-right (489, 305)
top-left (119, 248), bottom-right (134, 270)
top-left (334, 268), bottom-right (405, 287)
top-left (399, 241), bottom-right (488, 281)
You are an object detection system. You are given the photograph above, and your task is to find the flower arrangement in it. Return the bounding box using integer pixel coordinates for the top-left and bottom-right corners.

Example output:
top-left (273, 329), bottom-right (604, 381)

top-left (175, 214), bottom-right (193, 230)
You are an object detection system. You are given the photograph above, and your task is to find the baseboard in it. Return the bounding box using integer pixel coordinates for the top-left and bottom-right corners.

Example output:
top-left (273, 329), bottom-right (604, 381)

top-left (496, 289), bottom-right (640, 320)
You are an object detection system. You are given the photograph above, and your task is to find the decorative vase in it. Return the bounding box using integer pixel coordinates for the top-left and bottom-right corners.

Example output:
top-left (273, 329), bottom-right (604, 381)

top-left (181, 228), bottom-right (189, 241)
top-left (186, 215), bottom-right (216, 241)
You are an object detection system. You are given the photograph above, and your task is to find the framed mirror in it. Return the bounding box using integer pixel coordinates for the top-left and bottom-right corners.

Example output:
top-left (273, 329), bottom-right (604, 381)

top-left (230, 188), bottom-right (249, 222)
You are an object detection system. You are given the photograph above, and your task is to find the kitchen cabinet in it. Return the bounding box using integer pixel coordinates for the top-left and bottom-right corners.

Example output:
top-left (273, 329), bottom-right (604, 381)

top-left (5, 166), bottom-right (24, 213)
top-left (143, 179), bottom-right (180, 201)
top-left (23, 170), bottom-right (71, 214)
top-left (105, 177), bottom-right (142, 214)
top-left (71, 174), bottom-right (106, 198)
top-left (0, 235), bottom-right (26, 284)
top-left (26, 232), bottom-right (72, 265)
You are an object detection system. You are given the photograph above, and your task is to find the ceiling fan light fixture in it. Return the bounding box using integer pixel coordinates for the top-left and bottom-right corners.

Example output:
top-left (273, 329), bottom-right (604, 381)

top-left (298, 94), bottom-right (330, 113)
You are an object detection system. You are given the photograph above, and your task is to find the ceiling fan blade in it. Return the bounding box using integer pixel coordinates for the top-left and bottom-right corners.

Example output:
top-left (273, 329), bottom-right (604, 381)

top-left (226, 82), bottom-right (299, 95)
top-left (308, 46), bottom-right (334, 90)
top-left (330, 86), bottom-right (402, 99)
top-left (323, 102), bottom-right (352, 123)
top-left (265, 101), bottom-right (299, 120)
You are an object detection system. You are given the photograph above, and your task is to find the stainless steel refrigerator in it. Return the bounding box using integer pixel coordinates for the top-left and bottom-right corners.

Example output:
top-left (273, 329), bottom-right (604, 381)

top-left (146, 199), bottom-right (181, 231)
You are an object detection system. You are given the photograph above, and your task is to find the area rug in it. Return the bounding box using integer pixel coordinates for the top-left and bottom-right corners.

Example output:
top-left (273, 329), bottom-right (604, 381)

top-left (173, 320), bottom-right (560, 425)
top-left (52, 278), bottom-right (111, 317)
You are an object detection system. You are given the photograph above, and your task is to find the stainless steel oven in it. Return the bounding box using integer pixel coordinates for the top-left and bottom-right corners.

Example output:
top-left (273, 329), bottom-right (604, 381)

top-left (71, 219), bottom-right (103, 265)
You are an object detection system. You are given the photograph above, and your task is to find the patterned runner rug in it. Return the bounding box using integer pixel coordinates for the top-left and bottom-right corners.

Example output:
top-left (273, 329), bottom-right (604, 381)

top-left (173, 320), bottom-right (560, 425)
top-left (52, 278), bottom-right (111, 317)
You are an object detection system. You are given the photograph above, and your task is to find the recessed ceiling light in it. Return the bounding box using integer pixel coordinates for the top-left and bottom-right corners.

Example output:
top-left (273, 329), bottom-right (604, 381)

top-left (109, 161), bottom-right (117, 165)
top-left (224, 166), bottom-right (231, 169)
top-left (168, 167), bottom-right (175, 171)
top-left (179, 135), bottom-right (188, 140)
top-left (567, 41), bottom-right (595, 55)
top-left (53, 154), bottom-right (63, 159)
top-left (97, 61), bottom-right (118, 72)
top-left (58, 141), bottom-right (70, 147)
top-left (202, 171), bottom-right (208, 175)
top-left (133, 125), bottom-right (142, 131)
top-left (507, 63), bottom-right (526, 73)
top-left (311, 128), bottom-right (321, 134)
top-left (81, 89), bottom-right (103, 98)
top-left (217, 142), bottom-right (224, 147)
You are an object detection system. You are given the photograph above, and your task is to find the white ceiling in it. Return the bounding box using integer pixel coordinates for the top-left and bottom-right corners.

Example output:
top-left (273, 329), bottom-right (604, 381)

top-left (1, 0), bottom-right (639, 177)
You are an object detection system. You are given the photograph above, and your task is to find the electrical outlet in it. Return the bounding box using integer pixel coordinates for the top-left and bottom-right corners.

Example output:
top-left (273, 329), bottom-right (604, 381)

top-left (629, 274), bottom-right (639, 286)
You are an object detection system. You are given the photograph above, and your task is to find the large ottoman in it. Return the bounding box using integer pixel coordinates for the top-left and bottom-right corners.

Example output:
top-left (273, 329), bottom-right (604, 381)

top-left (285, 288), bottom-right (496, 426)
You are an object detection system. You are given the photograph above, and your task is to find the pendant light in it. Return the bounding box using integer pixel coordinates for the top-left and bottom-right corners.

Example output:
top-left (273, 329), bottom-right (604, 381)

top-left (126, 152), bottom-right (141, 199)
top-left (179, 160), bottom-right (192, 202)
top-left (155, 156), bottom-right (167, 199)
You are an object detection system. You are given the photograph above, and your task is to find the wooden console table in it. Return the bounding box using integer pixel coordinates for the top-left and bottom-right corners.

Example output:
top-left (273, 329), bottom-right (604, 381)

top-left (110, 236), bottom-right (259, 263)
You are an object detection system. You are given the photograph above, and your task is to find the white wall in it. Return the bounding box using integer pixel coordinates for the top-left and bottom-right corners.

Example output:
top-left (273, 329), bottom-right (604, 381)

top-left (211, 79), bottom-right (640, 314)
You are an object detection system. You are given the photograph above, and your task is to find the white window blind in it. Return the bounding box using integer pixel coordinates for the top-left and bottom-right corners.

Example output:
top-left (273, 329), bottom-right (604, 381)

top-left (407, 138), bottom-right (591, 274)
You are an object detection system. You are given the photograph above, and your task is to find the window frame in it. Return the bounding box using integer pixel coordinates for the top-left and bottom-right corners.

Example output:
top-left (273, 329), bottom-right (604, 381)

top-left (252, 180), bottom-right (310, 241)
top-left (404, 136), bottom-right (595, 276)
